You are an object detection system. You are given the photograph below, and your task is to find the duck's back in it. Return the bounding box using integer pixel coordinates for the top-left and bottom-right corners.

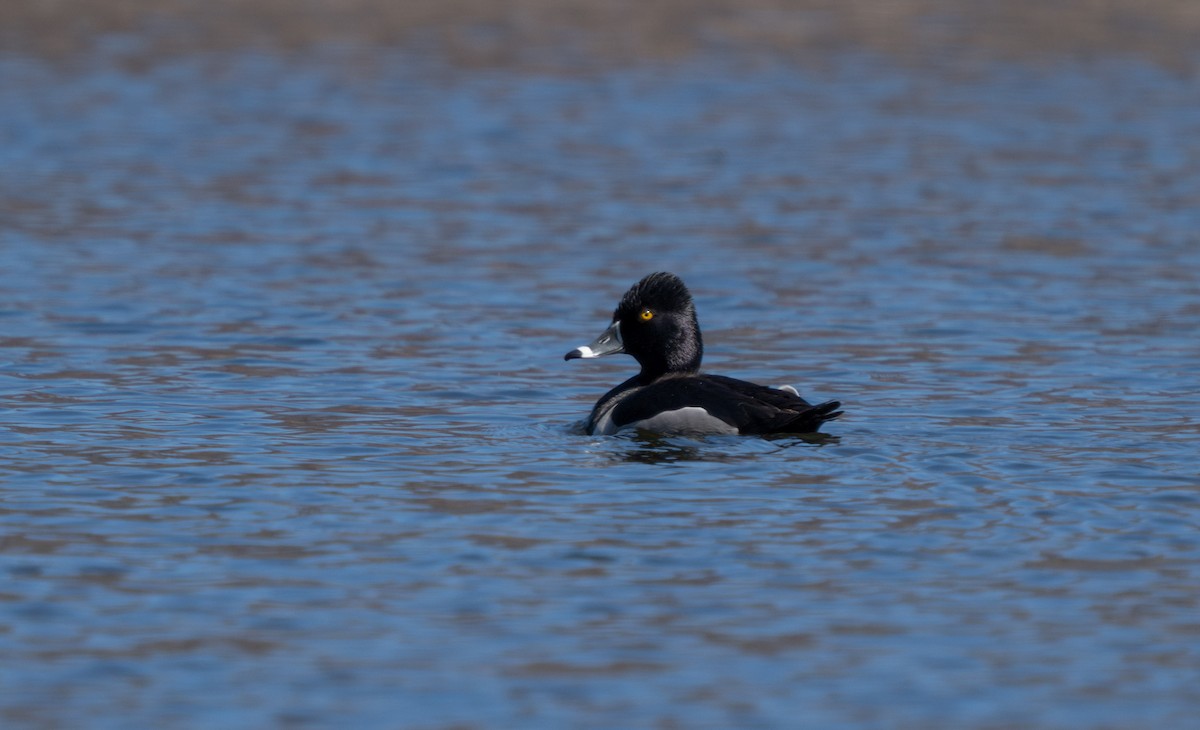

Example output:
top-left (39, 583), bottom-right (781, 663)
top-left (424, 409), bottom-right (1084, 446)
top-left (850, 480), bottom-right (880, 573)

top-left (590, 373), bottom-right (841, 435)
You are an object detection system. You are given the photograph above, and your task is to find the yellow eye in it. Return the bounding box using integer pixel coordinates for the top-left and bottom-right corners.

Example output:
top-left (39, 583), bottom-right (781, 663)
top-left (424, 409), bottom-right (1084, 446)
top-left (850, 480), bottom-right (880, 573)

top-left (639, 309), bottom-right (654, 321)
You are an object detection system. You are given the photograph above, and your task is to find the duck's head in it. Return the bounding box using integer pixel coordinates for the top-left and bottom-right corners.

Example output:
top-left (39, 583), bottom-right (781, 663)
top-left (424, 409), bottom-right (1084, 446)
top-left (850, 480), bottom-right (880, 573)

top-left (564, 272), bottom-right (703, 379)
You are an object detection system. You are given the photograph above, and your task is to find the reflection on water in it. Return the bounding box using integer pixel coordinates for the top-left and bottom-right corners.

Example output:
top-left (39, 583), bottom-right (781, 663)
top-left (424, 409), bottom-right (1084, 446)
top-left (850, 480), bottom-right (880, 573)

top-left (1, 47), bottom-right (1199, 729)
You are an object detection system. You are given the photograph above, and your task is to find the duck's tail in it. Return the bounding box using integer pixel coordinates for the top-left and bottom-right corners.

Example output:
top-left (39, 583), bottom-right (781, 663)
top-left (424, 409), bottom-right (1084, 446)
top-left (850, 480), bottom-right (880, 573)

top-left (784, 400), bottom-right (842, 433)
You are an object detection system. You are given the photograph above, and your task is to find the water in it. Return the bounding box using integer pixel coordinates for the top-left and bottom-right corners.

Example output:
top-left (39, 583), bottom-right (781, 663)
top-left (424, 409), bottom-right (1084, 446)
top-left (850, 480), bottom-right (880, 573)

top-left (2, 49), bottom-right (1199, 728)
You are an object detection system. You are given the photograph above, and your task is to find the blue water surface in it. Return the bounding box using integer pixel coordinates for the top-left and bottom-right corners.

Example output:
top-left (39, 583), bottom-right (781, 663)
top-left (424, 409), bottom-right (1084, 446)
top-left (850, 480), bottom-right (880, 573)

top-left (1, 49), bottom-right (1198, 728)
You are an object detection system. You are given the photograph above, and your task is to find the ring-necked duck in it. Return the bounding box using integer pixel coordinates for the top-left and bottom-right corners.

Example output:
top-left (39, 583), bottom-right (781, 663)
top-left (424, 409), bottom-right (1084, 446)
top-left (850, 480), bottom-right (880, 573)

top-left (565, 272), bottom-right (842, 435)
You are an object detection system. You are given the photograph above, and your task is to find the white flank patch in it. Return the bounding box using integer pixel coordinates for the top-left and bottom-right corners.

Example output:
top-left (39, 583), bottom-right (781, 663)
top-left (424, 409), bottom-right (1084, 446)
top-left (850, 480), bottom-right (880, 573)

top-left (627, 407), bottom-right (738, 435)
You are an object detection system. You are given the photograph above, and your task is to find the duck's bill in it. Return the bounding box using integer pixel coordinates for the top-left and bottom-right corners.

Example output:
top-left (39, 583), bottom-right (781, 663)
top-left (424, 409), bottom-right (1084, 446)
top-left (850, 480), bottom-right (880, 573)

top-left (564, 321), bottom-right (623, 361)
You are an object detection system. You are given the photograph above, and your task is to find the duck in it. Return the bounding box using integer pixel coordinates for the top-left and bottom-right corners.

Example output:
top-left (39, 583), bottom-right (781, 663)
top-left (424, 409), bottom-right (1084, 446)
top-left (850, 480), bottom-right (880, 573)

top-left (564, 272), bottom-right (842, 436)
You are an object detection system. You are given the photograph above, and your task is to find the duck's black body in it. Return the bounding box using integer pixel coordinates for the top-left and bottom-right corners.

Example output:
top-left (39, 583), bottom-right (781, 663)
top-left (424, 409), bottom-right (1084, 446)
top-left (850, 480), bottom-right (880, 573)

top-left (565, 272), bottom-right (842, 436)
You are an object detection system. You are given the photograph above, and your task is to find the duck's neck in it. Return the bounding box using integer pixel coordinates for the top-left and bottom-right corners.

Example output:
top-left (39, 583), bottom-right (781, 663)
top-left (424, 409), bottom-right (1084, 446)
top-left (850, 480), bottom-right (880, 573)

top-left (638, 321), bottom-right (703, 383)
